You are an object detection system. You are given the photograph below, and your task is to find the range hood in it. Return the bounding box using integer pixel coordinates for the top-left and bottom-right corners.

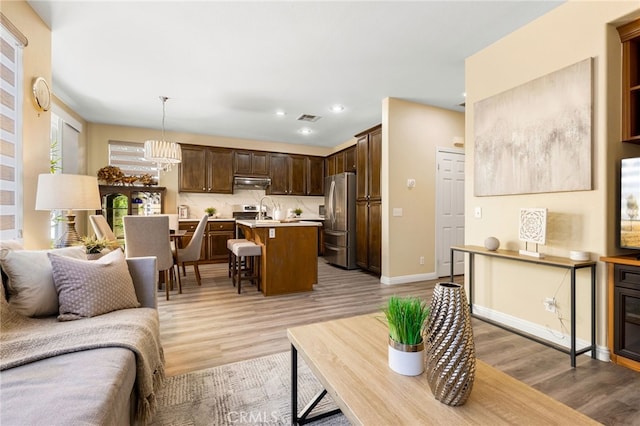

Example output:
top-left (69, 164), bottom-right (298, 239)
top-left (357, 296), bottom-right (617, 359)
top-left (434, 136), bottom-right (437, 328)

top-left (233, 176), bottom-right (272, 189)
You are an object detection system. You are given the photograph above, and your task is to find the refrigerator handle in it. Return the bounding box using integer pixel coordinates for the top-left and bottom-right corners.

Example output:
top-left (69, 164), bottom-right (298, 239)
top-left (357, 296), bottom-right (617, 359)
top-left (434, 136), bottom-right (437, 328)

top-left (328, 180), bottom-right (336, 224)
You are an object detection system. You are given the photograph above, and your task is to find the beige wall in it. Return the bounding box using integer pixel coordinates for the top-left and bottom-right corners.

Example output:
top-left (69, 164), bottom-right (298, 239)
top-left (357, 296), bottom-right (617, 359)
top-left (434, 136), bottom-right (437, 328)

top-left (87, 123), bottom-right (334, 214)
top-left (382, 97), bottom-right (465, 283)
top-left (465, 1), bottom-right (640, 354)
top-left (4, 2), bottom-right (52, 248)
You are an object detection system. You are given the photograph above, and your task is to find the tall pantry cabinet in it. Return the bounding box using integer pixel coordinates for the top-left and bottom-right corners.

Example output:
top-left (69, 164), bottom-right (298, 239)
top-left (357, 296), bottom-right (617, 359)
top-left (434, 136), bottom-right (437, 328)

top-left (355, 124), bottom-right (382, 275)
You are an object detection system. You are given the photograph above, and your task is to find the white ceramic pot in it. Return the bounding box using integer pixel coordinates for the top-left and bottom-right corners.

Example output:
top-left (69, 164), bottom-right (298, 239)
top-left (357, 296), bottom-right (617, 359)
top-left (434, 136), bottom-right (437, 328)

top-left (273, 210), bottom-right (285, 221)
top-left (388, 337), bottom-right (425, 376)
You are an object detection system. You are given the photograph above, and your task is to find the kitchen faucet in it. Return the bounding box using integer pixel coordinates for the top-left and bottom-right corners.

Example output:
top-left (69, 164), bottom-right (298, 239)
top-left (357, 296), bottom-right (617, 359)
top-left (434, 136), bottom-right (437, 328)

top-left (258, 196), bottom-right (275, 220)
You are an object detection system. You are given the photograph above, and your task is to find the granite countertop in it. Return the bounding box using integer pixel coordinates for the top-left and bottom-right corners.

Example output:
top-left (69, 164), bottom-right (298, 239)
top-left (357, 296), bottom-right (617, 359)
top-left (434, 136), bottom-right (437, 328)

top-left (236, 219), bottom-right (323, 228)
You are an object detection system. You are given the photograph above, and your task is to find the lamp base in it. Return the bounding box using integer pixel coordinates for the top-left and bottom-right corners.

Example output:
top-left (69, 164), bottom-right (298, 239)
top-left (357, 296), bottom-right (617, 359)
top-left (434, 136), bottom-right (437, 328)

top-left (55, 213), bottom-right (81, 248)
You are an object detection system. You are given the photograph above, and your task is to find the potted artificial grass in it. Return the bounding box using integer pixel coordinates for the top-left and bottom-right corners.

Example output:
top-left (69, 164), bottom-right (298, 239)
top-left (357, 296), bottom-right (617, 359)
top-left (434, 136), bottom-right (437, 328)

top-left (383, 295), bottom-right (430, 376)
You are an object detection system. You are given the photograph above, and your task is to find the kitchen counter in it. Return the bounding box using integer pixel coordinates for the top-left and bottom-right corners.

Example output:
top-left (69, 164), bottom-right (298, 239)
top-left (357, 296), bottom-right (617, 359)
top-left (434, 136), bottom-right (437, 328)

top-left (179, 217), bottom-right (235, 222)
top-left (236, 221), bottom-right (319, 296)
top-left (235, 219), bottom-right (322, 228)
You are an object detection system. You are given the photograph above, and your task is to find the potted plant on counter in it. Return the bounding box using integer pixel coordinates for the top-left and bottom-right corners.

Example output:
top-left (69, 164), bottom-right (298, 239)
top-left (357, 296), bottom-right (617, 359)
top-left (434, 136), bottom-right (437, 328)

top-left (205, 207), bottom-right (217, 217)
top-left (293, 208), bottom-right (303, 218)
top-left (383, 295), bottom-right (430, 376)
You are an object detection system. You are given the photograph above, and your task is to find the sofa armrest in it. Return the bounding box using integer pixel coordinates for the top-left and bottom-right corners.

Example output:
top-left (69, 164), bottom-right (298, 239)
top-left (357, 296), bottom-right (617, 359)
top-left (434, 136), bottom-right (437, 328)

top-left (126, 257), bottom-right (157, 309)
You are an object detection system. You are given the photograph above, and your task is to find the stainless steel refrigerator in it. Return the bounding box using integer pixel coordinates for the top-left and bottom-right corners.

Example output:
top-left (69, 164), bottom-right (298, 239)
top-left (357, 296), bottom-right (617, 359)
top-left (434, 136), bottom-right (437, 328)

top-left (324, 172), bottom-right (357, 269)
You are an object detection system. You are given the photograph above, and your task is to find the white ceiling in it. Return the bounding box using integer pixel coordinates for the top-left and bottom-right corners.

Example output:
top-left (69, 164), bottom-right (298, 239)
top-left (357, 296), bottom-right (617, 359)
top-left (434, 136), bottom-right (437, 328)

top-left (28, 0), bottom-right (563, 148)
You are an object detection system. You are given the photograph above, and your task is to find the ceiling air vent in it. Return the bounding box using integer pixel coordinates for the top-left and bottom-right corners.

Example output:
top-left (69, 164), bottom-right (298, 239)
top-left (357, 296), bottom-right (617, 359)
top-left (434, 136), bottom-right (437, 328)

top-left (297, 114), bottom-right (322, 122)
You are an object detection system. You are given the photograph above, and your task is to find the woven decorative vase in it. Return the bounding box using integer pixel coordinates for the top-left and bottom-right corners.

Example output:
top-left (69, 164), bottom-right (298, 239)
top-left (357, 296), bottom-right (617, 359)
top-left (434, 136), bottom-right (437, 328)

top-left (424, 282), bottom-right (476, 406)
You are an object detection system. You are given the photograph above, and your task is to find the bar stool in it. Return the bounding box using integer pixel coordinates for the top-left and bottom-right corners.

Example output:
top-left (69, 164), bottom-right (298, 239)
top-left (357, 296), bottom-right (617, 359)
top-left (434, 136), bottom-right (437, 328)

top-left (232, 242), bottom-right (262, 294)
top-left (227, 238), bottom-right (248, 278)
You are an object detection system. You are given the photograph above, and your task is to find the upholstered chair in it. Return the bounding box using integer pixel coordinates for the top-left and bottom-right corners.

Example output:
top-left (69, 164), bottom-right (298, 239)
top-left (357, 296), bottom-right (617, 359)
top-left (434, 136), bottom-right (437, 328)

top-left (89, 215), bottom-right (120, 248)
top-left (175, 214), bottom-right (208, 289)
top-left (123, 215), bottom-right (176, 300)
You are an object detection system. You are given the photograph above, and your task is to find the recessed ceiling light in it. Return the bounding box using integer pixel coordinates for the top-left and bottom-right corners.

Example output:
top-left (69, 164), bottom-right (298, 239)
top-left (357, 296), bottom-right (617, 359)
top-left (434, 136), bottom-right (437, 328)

top-left (275, 110), bottom-right (286, 116)
top-left (298, 128), bottom-right (313, 135)
top-left (329, 104), bottom-right (345, 113)
top-left (462, 92), bottom-right (467, 98)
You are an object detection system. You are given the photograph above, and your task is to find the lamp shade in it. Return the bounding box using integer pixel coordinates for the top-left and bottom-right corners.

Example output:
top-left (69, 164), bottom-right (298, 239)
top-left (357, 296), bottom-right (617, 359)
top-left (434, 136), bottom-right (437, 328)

top-left (35, 174), bottom-right (101, 211)
top-left (144, 140), bottom-right (182, 165)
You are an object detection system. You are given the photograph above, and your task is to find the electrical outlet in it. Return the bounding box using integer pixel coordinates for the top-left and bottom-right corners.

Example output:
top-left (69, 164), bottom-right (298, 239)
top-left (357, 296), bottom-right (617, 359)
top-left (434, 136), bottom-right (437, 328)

top-left (544, 297), bottom-right (556, 313)
top-left (269, 228), bottom-right (276, 238)
top-left (419, 256), bottom-right (425, 265)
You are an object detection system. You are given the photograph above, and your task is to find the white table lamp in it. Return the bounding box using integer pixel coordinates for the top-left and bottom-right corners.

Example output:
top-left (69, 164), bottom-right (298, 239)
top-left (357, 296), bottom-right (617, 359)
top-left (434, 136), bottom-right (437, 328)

top-left (35, 173), bottom-right (102, 247)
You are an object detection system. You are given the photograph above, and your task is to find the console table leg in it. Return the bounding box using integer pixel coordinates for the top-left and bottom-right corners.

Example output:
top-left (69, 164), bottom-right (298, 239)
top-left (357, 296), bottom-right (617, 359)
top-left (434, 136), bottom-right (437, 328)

top-left (450, 248), bottom-right (455, 281)
top-left (291, 344), bottom-right (298, 425)
top-left (591, 265), bottom-right (597, 359)
top-left (469, 253), bottom-right (474, 314)
top-left (571, 268), bottom-right (577, 368)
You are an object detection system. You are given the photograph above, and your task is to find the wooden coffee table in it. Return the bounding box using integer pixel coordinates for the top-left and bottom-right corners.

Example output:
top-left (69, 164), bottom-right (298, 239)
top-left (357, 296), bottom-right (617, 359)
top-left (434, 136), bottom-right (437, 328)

top-left (287, 314), bottom-right (599, 425)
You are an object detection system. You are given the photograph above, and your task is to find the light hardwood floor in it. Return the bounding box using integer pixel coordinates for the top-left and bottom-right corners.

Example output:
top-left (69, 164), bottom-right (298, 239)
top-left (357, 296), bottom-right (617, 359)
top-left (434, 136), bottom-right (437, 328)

top-left (158, 259), bottom-right (640, 425)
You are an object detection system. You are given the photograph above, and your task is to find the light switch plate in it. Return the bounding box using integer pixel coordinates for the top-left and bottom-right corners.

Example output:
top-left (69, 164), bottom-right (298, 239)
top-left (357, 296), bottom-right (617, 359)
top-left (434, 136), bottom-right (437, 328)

top-left (474, 207), bottom-right (482, 219)
top-left (269, 228), bottom-right (276, 238)
top-left (393, 208), bottom-right (403, 217)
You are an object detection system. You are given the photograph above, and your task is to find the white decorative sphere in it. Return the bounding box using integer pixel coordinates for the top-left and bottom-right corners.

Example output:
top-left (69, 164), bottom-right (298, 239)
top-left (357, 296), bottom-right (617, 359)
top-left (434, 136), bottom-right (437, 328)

top-left (484, 237), bottom-right (500, 251)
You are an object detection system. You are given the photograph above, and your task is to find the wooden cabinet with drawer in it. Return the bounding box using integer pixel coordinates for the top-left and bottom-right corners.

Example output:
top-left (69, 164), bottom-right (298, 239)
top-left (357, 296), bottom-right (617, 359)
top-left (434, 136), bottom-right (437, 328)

top-left (207, 221), bottom-right (235, 262)
top-left (179, 220), bottom-right (235, 263)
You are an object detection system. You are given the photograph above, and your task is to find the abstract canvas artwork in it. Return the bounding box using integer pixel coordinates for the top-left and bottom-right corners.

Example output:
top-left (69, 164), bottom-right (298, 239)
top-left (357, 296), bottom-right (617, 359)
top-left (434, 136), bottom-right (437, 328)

top-left (474, 58), bottom-right (592, 196)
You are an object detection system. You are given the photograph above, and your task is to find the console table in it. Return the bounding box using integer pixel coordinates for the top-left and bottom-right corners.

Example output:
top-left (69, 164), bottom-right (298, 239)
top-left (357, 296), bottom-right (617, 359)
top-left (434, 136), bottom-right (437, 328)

top-left (287, 314), bottom-right (598, 425)
top-left (450, 245), bottom-right (597, 367)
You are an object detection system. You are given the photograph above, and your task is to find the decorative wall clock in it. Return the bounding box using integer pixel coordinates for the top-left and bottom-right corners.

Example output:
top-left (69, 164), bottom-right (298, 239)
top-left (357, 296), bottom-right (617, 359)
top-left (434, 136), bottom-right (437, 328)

top-left (31, 76), bottom-right (51, 112)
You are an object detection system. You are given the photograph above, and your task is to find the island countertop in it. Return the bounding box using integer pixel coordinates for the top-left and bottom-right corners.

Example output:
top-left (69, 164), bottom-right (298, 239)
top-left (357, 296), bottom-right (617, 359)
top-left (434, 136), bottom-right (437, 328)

top-left (236, 219), bottom-right (322, 228)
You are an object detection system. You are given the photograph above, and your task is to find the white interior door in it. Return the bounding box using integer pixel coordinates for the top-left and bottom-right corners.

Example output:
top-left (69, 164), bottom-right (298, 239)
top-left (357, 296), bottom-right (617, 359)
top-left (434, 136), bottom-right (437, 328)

top-left (436, 149), bottom-right (465, 277)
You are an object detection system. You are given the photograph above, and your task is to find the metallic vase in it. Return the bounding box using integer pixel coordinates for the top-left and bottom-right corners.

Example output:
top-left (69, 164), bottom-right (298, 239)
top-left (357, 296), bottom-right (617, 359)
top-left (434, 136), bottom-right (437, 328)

top-left (424, 282), bottom-right (476, 406)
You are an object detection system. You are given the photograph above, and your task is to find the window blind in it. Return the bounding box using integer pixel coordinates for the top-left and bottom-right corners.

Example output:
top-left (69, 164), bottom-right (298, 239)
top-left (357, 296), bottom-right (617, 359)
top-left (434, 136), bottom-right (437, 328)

top-left (108, 140), bottom-right (159, 180)
top-left (0, 22), bottom-right (24, 240)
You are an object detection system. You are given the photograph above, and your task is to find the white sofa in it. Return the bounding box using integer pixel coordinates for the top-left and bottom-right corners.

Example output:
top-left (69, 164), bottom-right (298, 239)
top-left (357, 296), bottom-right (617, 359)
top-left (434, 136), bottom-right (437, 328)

top-left (0, 246), bottom-right (164, 425)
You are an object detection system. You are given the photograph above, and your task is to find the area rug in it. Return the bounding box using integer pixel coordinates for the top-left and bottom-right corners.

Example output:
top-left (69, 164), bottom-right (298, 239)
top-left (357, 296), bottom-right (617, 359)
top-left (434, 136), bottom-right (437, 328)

top-left (151, 351), bottom-right (349, 425)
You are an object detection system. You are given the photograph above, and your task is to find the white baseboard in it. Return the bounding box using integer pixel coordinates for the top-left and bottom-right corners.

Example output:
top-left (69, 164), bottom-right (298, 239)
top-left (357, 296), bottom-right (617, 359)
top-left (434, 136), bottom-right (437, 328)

top-left (472, 305), bottom-right (610, 362)
top-left (380, 272), bottom-right (438, 285)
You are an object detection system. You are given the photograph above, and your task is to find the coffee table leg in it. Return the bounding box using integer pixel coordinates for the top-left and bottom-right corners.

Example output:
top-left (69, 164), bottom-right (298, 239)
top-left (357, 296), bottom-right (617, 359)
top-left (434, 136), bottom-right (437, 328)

top-left (291, 344), bottom-right (298, 425)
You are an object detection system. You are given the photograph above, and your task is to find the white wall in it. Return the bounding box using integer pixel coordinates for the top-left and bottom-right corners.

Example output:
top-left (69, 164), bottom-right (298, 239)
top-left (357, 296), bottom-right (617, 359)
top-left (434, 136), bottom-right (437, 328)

top-left (382, 97), bottom-right (464, 284)
top-left (465, 1), bottom-right (640, 356)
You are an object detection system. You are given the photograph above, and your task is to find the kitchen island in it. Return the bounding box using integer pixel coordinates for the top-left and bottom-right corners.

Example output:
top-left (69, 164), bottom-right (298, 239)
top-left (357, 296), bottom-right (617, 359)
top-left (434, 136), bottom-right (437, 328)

top-left (236, 220), bottom-right (322, 296)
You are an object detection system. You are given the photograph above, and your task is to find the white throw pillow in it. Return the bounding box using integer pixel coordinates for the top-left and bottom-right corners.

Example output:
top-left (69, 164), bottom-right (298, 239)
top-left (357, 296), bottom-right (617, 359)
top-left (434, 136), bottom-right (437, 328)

top-left (49, 249), bottom-right (140, 321)
top-left (0, 246), bottom-right (87, 317)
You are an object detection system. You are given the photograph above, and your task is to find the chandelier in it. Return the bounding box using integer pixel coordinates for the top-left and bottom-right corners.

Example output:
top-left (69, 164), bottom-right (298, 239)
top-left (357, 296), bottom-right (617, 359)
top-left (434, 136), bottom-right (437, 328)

top-left (144, 96), bottom-right (182, 172)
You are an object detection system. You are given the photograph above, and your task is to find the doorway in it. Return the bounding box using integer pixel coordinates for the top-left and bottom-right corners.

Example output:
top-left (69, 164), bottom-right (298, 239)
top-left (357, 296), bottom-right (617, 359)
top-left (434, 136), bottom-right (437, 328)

top-left (435, 148), bottom-right (465, 277)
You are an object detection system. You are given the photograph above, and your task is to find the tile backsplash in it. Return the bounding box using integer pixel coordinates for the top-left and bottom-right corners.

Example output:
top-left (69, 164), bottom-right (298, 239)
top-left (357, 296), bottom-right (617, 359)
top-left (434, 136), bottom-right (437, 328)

top-left (177, 190), bottom-right (324, 219)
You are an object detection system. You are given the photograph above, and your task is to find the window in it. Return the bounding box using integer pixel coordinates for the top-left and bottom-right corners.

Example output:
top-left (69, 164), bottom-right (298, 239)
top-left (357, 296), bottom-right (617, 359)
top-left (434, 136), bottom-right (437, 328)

top-left (108, 140), bottom-right (159, 181)
top-left (0, 22), bottom-right (25, 240)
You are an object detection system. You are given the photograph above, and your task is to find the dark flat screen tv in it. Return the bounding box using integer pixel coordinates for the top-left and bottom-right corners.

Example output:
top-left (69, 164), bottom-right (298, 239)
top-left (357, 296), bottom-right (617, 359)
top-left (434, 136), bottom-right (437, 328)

top-left (621, 157), bottom-right (640, 249)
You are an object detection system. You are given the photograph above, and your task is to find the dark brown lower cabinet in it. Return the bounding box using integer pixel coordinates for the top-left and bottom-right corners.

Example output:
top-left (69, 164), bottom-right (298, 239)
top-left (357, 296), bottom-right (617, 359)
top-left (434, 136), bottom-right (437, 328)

top-left (356, 199), bottom-right (381, 275)
top-left (179, 220), bottom-right (235, 263)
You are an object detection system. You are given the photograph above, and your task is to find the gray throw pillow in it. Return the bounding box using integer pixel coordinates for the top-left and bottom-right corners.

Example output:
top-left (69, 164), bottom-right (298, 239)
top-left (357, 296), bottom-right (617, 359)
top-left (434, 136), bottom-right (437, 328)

top-left (48, 249), bottom-right (140, 321)
top-left (0, 246), bottom-right (87, 317)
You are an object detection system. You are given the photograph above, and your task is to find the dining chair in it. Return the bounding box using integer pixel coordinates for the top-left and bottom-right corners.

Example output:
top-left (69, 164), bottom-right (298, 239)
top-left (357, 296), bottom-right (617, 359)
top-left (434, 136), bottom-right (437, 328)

top-left (158, 213), bottom-right (181, 253)
top-left (175, 214), bottom-right (208, 289)
top-left (89, 214), bottom-right (120, 248)
top-left (123, 215), bottom-right (176, 300)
